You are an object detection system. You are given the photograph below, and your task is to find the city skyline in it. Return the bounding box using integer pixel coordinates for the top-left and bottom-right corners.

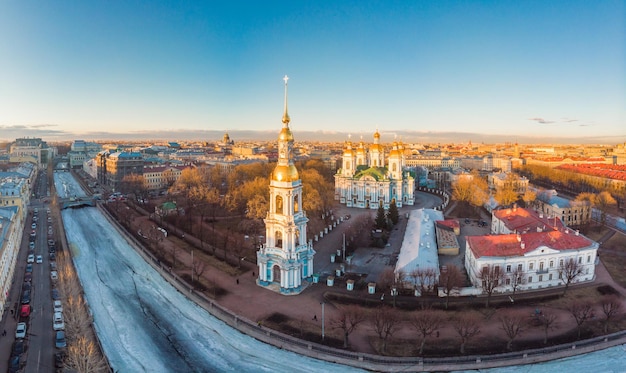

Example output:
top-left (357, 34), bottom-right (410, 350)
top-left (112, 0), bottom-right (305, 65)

top-left (1, 1), bottom-right (624, 144)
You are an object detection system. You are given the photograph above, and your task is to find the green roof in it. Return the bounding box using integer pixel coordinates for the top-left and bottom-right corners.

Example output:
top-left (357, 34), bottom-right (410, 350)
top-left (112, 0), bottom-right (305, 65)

top-left (354, 166), bottom-right (387, 181)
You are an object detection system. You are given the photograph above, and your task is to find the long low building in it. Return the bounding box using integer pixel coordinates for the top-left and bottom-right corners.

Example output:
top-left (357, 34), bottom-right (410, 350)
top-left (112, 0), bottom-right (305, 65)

top-left (394, 209), bottom-right (441, 293)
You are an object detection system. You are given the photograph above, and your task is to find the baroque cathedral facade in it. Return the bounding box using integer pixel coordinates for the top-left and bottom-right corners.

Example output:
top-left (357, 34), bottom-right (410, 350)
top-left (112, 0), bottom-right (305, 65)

top-left (335, 131), bottom-right (415, 209)
top-left (256, 76), bottom-right (315, 295)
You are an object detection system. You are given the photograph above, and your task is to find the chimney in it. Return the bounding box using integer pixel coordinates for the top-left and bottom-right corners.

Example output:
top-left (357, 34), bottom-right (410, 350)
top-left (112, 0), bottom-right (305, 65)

top-left (520, 241), bottom-right (525, 249)
top-left (575, 230), bottom-right (580, 236)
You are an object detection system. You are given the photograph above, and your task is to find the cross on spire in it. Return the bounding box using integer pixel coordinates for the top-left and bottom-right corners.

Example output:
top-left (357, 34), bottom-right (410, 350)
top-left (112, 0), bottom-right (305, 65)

top-left (282, 75), bottom-right (290, 125)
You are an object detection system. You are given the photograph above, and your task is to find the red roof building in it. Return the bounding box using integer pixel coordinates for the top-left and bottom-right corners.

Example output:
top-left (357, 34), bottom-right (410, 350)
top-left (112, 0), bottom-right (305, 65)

top-left (465, 228), bottom-right (598, 293)
top-left (491, 207), bottom-right (565, 235)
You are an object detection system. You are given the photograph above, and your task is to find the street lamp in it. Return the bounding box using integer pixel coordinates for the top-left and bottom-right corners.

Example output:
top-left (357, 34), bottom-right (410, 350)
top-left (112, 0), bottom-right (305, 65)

top-left (320, 302), bottom-right (325, 341)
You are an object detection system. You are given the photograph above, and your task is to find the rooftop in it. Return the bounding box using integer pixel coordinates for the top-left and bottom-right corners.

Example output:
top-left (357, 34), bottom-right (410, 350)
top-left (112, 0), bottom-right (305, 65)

top-left (467, 229), bottom-right (595, 258)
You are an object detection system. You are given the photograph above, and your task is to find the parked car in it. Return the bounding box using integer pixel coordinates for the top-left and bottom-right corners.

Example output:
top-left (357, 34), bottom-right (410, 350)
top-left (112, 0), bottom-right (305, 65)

top-left (50, 252), bottom-right (56, 260)
top-left (53, 300), bottom-right (63, 313)
top-left (9, 355), bottom-right (20, 373)
top-left (48, 239), bottom-right (55, 247)
top-left (29, 242), bottom-right (35, 250)
top-left (53, 312), bottom-right (65, 331)
top-left (55, 331), bottom-right (66, 348)
top-left (27, 254), bottom-right (34, 263)
top-left (50, 262), bottom-right (57, 271)
top-left (36, 255), bottom-right (43, 264)
top-left (23, 273), bottom-right (32, 283)
top-left (54, 352), bottom-right (65, 368)
top-left (21, 290), bottom-right (30, 305)
top-left (12, 340), bottom-right (24, 356)
top-left (20, 305), bottom-right (31, 318)
top-left (51, 289), bottom-right (60, 300)
top-left (15, 322), bottom-right (26, 338)
top-left (50, 271), bottom-right (58, 281)
top-left (22, 282), bottom-right (31, 291)
top-left (26, 264), bottom-right (33, 273)
top-left (31, 223), bottom-right (36, 229)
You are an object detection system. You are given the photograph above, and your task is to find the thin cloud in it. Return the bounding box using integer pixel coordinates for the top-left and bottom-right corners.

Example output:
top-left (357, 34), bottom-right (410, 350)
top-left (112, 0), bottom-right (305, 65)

top-left (528, 117), bottom-right (556, 124)
top-left (561, 118), bottom-right (579, 123)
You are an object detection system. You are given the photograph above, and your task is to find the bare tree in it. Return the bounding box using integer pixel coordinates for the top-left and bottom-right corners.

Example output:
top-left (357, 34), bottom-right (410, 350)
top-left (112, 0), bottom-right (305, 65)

top-left (452, 313), bottom-right (481, 354)
top-left (414, 268), bottom-right (437, 295)
top-left (600, 295), bottom-right (623, 334)
top-left (193, 260), bottom-right (208, 282)
top-left (65, 335), bottom-right (108, 373)
top-left (569, 301), bottom-right (594, 339)
top-left (498, 310), bottom-right (525, 350)
top-left (331, 305), bottom-right (367, 348)
top-left (478, 265), bottom-right (504, 308)
top-left (508, 267), bottom-right (525, 295)
top-left (370, 307), bottom-right (401, 354)
top-left (439, 265), bottom-right (464, 309)
top-left (378, 267), bottom-right (397, 303)
top-left (558, 258), bottom-right (583, 295)
top-left (411, 310), bottom-right (444, 354)
top-left (540, 311), bottom-right (558, 344)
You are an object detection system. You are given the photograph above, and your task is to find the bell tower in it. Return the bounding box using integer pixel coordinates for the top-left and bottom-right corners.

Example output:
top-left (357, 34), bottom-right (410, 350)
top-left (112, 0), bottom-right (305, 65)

top-left (256, 76), bottom-right (315, 294)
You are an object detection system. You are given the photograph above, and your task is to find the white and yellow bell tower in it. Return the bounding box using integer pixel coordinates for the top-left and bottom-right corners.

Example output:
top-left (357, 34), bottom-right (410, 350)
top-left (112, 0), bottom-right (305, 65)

top-left (257, 76), bottom-right (315, 295)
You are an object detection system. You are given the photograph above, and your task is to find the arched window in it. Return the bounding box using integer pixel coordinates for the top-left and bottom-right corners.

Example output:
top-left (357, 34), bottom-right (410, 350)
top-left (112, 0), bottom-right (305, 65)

top-left (294, 197), bottom-right (299, 213)
top-left (275, 230), bottom-right (283, 248)
top-left (275, 195), bottom-right (283, 214)
top-left (392, 163), bottom-right (397, 172)
top-left (295, 229), bottom-right (300, 245)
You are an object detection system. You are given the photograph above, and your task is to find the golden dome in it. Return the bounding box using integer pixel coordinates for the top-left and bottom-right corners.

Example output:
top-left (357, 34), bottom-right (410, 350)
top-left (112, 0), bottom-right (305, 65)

top-left (373, 130), bottom-right (381, 139)
top-left (278, 126), bottom-right (294, 142)
top-left (282, 112), bottom-right (290, 125)
top-left (356, 146), bottom-right (366, 155)
top-left (272, 164), bottom-right (299, 182)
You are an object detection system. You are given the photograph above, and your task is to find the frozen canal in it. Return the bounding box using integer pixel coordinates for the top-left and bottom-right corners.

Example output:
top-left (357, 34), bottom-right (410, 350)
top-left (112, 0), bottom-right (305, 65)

top-left (54, 172), bottom-right (626, 372)
top-left (55, 173), bottom-right (363, 372)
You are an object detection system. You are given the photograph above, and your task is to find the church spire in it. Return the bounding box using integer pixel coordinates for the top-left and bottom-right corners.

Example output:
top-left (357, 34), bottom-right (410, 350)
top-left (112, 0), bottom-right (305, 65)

top-left (282, 75), bottom-right (290, 126)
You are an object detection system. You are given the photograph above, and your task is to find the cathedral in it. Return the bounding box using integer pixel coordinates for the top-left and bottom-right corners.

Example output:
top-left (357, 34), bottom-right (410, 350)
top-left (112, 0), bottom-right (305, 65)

top-left (334, 132), bottom-right (415, 209)
top-left (256, 76), bottom-right (316, 295)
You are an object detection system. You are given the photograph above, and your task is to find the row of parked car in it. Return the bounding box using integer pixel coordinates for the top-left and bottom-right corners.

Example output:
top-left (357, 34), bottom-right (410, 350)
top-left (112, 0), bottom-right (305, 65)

top-left (10, 207), bottom-right (65, 372)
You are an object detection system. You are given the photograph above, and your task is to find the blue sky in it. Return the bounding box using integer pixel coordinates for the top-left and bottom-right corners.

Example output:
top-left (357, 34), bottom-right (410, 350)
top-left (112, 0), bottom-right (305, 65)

top-left (1, 1), bottom-right (624, 144)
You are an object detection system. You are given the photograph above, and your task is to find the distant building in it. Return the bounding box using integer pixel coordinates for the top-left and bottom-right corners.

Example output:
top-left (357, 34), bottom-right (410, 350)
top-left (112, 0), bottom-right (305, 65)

top-left (97, 151), bottom-right (143, 191)
top-left (534, 189), bottom-right (591, 227)
top-left (487, 172), bottom-right (529, 195)
top-left (491, 206), bottom-right (565, 235)
top-left (335, 132), bottom-right (415, 209)
top-left (9, 138), bottom-right (54, 169)
top-left (68, 140), bottom-right (102, 169)
top-left (143, 164), bottom-right (193, 190)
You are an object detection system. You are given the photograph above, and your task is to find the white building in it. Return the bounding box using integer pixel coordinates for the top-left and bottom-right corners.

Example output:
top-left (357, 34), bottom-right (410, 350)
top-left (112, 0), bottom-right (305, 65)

top-left (394, 209), bottom-right (441, 292)
top-left (465, 229), bottom-right (598, 292)
top-left (256, 76), bottom-right (315, 295)
top-left (0, 206), bottom-right (22, 312)
top-left (334, 132), bottom-right (415, 209)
